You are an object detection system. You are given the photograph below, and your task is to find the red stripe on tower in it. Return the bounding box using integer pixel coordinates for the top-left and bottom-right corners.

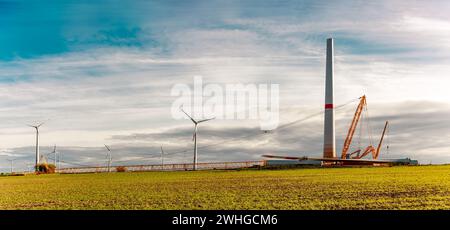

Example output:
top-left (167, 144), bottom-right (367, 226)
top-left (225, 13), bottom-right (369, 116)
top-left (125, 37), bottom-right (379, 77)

top-left (325, 104), bottom-right (333, 109)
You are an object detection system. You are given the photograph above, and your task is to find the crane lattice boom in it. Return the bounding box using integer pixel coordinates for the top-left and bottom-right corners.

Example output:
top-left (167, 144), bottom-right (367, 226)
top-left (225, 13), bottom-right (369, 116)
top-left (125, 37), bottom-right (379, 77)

top-left (341, 95), bottom-right (366, 159)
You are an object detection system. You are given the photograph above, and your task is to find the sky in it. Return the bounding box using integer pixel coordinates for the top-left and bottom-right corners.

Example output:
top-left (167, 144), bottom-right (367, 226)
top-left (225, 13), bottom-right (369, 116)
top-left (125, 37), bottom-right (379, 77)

top-left (1, 0), bottom-right (450, 172)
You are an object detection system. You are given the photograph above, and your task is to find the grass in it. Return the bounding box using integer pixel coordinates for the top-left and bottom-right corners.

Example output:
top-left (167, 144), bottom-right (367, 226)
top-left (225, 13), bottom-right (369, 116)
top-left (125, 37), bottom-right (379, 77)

top-left (1, 165), bottom-right (450, 210)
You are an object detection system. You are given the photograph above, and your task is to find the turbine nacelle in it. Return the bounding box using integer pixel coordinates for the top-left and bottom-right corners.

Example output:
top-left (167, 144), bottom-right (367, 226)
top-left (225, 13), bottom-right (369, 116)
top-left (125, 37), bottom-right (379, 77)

top-left (27, 122), bottom-right (45, 130)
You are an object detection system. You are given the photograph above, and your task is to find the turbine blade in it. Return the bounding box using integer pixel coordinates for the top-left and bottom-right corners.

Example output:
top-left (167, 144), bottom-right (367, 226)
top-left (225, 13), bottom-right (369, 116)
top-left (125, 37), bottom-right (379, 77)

top-left (197, 117), bottom-right (215, 123)
top-left (180, 106), bottom-right (197, 124)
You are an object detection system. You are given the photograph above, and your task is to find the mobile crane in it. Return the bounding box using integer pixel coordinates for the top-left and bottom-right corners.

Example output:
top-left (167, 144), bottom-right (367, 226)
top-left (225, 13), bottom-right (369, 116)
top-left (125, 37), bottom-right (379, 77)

top-left (341, 95), bottom-right (389, 160)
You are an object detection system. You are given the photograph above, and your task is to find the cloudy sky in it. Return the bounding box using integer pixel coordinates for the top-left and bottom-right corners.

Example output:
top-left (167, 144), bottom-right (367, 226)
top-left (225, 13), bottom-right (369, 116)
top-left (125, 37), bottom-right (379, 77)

top-left (1, 0), bottom-right (450, 172)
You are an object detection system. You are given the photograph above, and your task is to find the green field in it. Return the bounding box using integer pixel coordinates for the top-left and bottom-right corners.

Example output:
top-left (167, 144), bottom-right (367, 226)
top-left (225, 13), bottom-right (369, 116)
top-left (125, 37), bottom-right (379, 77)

top-left (1, 165), bottom-right (450, 210)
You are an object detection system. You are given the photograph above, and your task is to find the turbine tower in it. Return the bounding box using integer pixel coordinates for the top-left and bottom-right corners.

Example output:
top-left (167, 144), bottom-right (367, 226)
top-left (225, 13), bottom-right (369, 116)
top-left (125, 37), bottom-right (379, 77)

top-left (323, 38), bottom-right (336, 159)
top-left (180, 106), bottom-right (215, 171)
top-left (160, 146), bottom-right (164, 169)
top-left (28, 122), bottom-right (44, 170)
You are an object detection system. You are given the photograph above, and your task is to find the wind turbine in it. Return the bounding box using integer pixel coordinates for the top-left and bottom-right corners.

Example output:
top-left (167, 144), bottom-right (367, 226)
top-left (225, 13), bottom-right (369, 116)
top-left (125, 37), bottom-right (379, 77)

top-left (160, 146), bottom-right (164, 170)
top-left (27, 122), bottom-right (44, 171)
top-left (104, 144), bottom-right (112, 172)
top-left (180, 106), bottom-right (215, 171)
top-left (6, 158), bottom-right (15, 174)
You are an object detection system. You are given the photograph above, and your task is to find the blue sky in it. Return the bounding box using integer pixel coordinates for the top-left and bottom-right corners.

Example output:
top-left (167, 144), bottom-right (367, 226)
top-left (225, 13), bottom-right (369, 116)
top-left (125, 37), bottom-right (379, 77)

top-left (1, 0), bottom-right (450, 172)
top-left (1, 0), bottom-right (427, 60)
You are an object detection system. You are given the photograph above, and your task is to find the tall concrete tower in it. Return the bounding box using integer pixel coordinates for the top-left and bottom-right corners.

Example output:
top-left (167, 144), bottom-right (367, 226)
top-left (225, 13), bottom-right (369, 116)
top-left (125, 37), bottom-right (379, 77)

top-left (323, 38), bottom-right (336, 158)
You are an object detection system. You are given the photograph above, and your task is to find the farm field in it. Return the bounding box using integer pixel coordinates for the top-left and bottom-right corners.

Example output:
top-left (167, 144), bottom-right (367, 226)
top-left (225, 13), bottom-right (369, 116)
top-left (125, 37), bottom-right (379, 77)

top-left (1, 165), bottom-right (450, 210)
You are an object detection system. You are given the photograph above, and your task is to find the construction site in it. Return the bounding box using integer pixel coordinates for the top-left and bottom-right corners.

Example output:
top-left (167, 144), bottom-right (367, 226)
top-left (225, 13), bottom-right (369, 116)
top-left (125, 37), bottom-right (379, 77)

top-left (263, 38), bottom-right (417, 167)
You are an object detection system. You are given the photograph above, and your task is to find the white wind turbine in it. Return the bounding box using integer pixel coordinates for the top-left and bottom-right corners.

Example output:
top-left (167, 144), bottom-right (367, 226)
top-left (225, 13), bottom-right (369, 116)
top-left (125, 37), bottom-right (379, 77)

top-left (6, 158), bottom-right (15, 174)
top-left (1, 149), bottom-right (15, 173)
top-left (27, 122), bottom-right (44, 171)
top-left (180, 106), bottom-right (215, 171)
top-left (104, 144), bottom-right (112, 172)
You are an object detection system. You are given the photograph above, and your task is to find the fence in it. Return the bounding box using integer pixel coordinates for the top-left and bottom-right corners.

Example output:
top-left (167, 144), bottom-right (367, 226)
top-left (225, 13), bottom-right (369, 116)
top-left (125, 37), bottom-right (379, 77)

top-left (57, 160), bottom-right (266, 174)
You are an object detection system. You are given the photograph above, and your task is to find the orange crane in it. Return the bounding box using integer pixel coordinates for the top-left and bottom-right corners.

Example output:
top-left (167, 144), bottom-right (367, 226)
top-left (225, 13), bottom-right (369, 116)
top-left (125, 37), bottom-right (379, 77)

top-left (374, 121), bottom-right (389, 159)
top-left (341, 95), bottom-right (389, 160)
top-left (341, 95), bottom-right (367, 159)
top-left (349, 121), bottom-right (388, 159)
